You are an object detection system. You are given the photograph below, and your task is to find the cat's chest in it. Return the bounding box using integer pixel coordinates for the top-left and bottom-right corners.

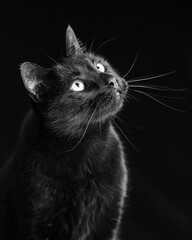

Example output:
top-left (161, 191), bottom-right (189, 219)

top-left (27, 135), bottom-right (122, 236)
top-left (31, 160), bottom-right (108, 239)
top-left (32, 137), bottom-right (120, 203)
top-left (32, 155), bottom-right (107, 209)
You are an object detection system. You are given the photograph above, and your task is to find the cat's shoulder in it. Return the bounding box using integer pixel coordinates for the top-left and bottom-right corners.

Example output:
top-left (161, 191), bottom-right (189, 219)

top-left (18, 109), bottom-right (39, 145)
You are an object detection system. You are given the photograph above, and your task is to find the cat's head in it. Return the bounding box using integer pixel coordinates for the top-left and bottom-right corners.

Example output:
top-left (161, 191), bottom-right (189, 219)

top-left (20, 25), bottom-right (128, 137)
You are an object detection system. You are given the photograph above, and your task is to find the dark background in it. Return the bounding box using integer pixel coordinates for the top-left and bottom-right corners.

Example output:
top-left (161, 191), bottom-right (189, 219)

top-left (0, 2), bottom-right (192, 239)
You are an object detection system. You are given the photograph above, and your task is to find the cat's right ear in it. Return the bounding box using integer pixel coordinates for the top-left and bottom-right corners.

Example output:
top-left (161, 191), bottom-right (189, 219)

top-left (20, 62), bottom-right (49, 102)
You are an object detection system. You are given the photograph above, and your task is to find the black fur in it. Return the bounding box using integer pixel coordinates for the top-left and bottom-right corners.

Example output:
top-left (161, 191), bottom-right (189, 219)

top-left (0, 26), bottom-right (128, 240)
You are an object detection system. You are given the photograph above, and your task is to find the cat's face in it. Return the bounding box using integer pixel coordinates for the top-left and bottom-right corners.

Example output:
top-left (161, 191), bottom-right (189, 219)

top-left (20, 26), bottom-right (128, 137)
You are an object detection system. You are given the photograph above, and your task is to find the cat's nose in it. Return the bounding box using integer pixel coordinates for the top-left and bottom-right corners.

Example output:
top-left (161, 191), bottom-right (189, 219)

top-left (108, 77), bottom-right (119, 89)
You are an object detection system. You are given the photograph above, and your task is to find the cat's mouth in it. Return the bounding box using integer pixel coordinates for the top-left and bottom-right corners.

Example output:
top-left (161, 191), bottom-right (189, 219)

top-left (93, 87), bottom-right (126, 122)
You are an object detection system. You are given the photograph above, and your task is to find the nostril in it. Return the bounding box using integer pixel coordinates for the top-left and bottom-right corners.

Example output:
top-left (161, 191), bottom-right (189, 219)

top-left (109, 81), bottom-right (115, 87)
top-left (108, 78), bottom-right (118, 89)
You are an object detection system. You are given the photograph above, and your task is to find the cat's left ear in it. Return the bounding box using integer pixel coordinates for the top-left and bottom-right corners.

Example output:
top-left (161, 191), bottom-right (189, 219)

top-left (20, 62), bottom-right (50, 102)
top-left (66, 25), bottom-right (84, 57)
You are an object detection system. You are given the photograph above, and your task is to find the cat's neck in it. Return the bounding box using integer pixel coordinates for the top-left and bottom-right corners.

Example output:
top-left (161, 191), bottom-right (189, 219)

top-left (20, 109), bottom-right (111, 154)
top-left (40, 121), bottom-right (110, 153)
top-left (18, 110), bottom-right (116, 180)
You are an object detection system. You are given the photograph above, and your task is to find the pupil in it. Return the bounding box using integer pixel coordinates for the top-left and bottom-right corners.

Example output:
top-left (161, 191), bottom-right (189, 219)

top-left (76, 83), bottom-right (80, 87)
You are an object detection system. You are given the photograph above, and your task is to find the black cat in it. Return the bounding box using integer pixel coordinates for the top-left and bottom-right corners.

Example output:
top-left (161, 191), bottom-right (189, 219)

top-left (0, 25), bottom-right (128, 240)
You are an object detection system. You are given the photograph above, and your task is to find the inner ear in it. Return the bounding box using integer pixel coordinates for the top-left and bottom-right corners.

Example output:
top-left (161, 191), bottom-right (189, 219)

top-left (20, 62), bottom-right (49, 102)
top-left (66, 25), bottom-right (84, 57)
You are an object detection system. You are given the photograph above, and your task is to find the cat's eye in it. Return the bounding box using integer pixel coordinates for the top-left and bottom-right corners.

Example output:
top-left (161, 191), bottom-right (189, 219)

top-left (71, 80), bottom-right (85, 91)
top-left (96, 63), bottom-right (105, 72)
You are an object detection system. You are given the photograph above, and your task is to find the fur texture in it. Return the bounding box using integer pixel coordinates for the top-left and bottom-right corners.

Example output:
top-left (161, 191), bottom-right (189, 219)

top-left (0, 25), bottom-right (128, 240)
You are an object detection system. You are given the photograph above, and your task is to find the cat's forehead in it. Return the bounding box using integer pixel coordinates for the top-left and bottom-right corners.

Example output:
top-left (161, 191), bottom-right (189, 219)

top-left (79, 53), bottom-right (110, 71)
top-left (65, 53), bottom-right (108, 70)
top-left (85, 52), bottom-right (105, 63)
top-left (56, 52), bottom-right (113, 80)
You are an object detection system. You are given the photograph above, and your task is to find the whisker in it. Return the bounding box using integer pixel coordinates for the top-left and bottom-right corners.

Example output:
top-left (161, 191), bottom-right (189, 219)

top-left (110, 118), bottom-right (140, 153)
top-left (123, 51), bottom-right (139, 79)
top-left (126, 92), bottom-right (142, 103)
top-left (95, 37), bottom-right (116, 52)
top-left (65, 106), bottom-right (98, 152)
top-left (99, 109), bottom-right (102, 137)
top-left (131, 89), bottom-right (187, 112)
top-left (89, 37), bottom-right (96, 52)
top-left (141, 92), bottom-right (185, 100)
top-left (45, 53), bottom-right (60, 65)
top-left (115, 115), bottom-right (144, 131)
top-left (129, 84), bottom-right (188, 92)
top-left (84, 40), bottom-right (88, 51)
top-left (127, 71), bottom-right (176, 83)
top-left (117, 112), bottom-right (141, 121)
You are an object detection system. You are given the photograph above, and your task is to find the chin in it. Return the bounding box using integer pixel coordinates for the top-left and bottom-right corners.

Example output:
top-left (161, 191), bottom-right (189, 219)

top-left (93, 96), bottom-right (124, 123)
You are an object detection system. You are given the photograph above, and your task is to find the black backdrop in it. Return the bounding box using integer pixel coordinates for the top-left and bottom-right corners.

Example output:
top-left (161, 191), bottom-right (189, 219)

top-left (0, 2), bottom-right (192, 240)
